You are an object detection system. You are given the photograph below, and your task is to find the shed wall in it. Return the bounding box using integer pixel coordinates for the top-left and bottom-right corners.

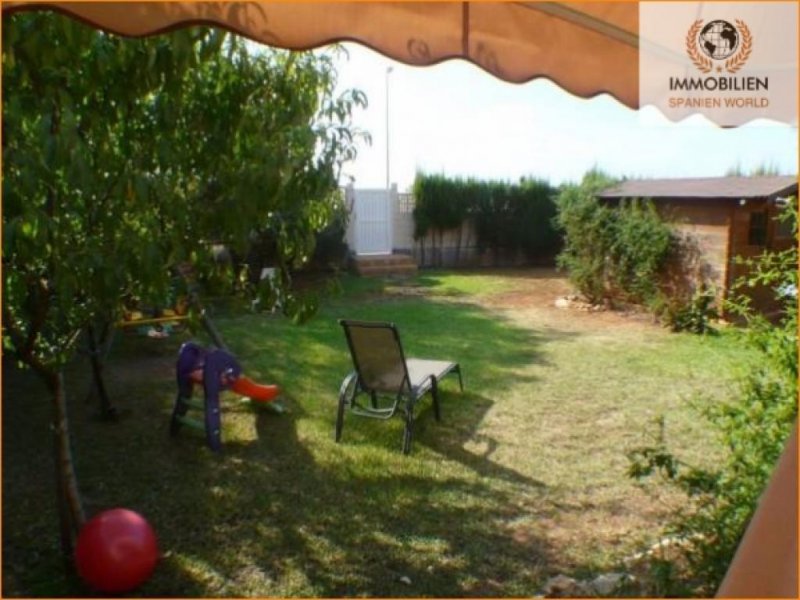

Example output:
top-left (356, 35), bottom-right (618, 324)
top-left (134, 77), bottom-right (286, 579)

top-left (657, 198), bottom-right (793, 317)
top-left (655, 200), bottom-right (732, 303)
top-left (728, 200), bottom-right (793, 316)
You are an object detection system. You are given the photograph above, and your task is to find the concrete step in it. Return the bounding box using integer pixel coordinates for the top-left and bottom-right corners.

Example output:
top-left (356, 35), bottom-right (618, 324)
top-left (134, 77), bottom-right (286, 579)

top-left (352, 254), bottom-right (417, 269)
top-left (356, 264), bottom-right (418, 278)
top-left (351, 254), bottom-right (418, 277)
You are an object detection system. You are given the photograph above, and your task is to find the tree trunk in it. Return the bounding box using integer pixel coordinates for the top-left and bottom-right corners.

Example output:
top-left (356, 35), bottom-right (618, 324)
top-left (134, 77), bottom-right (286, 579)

top-left (455, 223), bottom-right (463, 267)
top-left (54, 435), bottom-right (75, 572)
top-left (47, 370), bottom-right (86, 561)
top-left (463, 219), bottom-right (473, 267)
top-left (183, 292), bottom-right (228, 350)
top-left (86, 324), bottom-right (117, 420)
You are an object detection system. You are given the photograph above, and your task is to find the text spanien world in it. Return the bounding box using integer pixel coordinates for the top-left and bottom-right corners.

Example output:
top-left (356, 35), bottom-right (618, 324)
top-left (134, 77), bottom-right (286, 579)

top-left (668, 76), bottom-right (769, 109)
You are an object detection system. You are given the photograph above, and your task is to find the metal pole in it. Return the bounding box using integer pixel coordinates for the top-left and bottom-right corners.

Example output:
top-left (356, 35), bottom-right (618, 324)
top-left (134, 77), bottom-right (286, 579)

top-left (385, 66), bottom-right (393, 192)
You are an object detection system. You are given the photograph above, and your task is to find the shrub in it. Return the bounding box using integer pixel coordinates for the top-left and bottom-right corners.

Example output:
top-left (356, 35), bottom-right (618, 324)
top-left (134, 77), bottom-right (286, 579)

top-left (242, 191), bottom-right (350, 278)
top-left (553, 181), bottom-right (615, 303)
top-left (311, 192), bottom-right (350, 269)
top-left (554, 170), bottom-right (673, 305)
top-left (609, 200), bottom-right (673, 303)
top-left (412, 173), bottom-right (560, 265)
top-left (627, 206), bottom-right (798, 595)
top-left (660, 286), bottom-right (719, 334)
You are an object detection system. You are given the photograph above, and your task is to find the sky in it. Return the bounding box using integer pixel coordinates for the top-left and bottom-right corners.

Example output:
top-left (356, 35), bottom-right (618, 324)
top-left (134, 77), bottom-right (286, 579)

top-left (328, 42), bottom-right (798, 192)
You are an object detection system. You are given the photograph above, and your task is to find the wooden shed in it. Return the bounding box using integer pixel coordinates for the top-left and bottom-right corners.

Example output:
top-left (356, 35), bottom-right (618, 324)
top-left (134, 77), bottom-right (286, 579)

top-left (598, 175), bottom-right (797, 315)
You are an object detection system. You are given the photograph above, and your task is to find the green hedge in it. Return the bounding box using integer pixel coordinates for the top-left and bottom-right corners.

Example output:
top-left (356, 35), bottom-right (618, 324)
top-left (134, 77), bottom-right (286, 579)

top-left (412, 173), bottom-right (561, 264)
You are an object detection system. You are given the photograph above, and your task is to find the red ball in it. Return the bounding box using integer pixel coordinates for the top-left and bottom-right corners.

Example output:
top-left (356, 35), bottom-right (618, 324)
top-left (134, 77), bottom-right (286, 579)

top-left (75, 508), bottom-right (159, 594)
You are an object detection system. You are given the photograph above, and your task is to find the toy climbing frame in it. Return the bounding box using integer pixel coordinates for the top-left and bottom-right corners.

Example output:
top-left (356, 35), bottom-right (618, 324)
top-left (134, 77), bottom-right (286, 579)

top-left (170, 342), bottom-right (281, 452)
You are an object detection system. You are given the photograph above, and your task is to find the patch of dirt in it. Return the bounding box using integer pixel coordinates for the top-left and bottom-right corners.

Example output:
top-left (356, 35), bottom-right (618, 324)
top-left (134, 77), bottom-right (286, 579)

top-left (487, 271), bottom-right (575, 309)
top-left (384, 284), bottom-right (431, 297)
top-left (478, 269), bottom-right (660, 331)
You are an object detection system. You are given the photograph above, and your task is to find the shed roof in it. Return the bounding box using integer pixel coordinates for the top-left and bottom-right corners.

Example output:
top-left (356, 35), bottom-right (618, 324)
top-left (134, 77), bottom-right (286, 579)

top-left (598, 176), bottom-right (798, 200)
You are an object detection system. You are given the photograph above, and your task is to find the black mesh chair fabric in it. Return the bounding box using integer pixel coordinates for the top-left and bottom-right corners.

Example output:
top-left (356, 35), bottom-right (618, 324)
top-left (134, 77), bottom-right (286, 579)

top-left (344, 324), bottom-right (409, 394)
top-left (337, 319), bottom-right (463, 454)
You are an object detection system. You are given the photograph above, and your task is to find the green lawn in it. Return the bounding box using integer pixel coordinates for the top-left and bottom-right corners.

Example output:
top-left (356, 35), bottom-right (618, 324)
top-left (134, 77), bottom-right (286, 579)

top-left (2, 269), bottom-right (755, 597)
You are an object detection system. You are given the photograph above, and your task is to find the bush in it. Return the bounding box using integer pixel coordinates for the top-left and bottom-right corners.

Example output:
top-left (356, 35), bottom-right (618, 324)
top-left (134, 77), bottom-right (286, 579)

top-left (412, 173), bottom-right (560, 265)
top-left (609, 200), bottom-right (673, 302)
top-left (659, 286), bottom-right (719, 334)
top-left (627, 206), bottom-right (798, 595)
top-left (554, 170), bottom-right (673, 305)
top-left (553, 180), bottom-right (615, 303)
top-left (241, 191), bottom-right (350, 282)
top-left (310, 192), bottom-right (350, 269)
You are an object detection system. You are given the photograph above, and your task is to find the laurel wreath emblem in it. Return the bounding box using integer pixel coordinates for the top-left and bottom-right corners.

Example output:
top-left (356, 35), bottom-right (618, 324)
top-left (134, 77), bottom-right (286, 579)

top-left (725, 20), bottom-right (752, 74)
top-left (686, 20), bottom-right (713, 73)
top-left (685, 19), bottom-right (753, 74)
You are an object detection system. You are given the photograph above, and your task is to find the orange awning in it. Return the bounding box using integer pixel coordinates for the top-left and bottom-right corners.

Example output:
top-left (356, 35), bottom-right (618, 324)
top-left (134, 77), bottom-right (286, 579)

top-left (3, 2), bottom-right (640, 108)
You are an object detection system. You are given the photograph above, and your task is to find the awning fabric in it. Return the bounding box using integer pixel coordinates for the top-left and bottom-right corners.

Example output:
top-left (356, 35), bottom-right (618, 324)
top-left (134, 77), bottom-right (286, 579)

top-left (3, 2), bottom-right (640, 108)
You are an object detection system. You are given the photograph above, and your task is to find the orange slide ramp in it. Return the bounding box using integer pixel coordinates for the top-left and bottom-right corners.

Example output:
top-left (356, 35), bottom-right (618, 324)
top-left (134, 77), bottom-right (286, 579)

top-left (230, 376), bottom-right (281, 403)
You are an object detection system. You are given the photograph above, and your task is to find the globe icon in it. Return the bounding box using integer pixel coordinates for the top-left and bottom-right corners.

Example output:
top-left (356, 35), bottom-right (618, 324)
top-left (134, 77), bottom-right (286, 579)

top-left (699, 20), bottom-right (739, 60)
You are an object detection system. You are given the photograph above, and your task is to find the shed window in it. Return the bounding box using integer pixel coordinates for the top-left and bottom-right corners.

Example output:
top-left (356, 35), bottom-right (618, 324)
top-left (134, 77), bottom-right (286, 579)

top-left (748, 210), bottom-right (768, 246)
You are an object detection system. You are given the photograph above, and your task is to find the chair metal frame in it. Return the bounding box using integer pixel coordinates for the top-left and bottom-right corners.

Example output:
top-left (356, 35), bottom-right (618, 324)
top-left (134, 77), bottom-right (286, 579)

top-left (337, 319), bottom-right (463, 454)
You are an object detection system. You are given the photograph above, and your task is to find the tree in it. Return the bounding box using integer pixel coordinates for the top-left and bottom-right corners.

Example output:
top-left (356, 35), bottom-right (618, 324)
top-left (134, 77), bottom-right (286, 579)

top-left (725, 163), bottom-right (783, 177)
top-left (3, 11), bottom-right (365, 561)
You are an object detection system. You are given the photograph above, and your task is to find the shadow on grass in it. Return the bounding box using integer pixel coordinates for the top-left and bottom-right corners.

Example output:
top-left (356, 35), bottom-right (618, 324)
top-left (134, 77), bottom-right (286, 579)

top-left (225, 295), bottom-right (555, 394)
top-left (417, 392), bottom-right (547, 489)
top-left (140, 403), bottom-right (555, 597)
top-left (2, 291), bottom-right (568, 597)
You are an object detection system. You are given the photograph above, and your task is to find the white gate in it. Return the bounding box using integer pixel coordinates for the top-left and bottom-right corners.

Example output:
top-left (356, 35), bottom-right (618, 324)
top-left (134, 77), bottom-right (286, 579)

top-left (353, 189), bottom-right (392, 255)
